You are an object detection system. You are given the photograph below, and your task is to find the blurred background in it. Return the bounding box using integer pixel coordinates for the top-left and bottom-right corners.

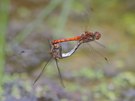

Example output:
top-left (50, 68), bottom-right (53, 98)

top-left (0, 0), bottom-right (135, 101)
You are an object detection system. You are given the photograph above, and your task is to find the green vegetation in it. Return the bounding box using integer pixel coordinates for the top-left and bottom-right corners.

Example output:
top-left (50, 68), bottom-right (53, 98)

top-left (0, 0), bottom-right (10, 98)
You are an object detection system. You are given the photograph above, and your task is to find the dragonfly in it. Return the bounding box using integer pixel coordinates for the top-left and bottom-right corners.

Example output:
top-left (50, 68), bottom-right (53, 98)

top-left (33, 31), bottom-right (108, 87)
top-left (52, 31), bottom-right (101, 44)
top-left (33, 41), bottom-right (81, 87)
top-left (52, 31), bottom-right (108, 62)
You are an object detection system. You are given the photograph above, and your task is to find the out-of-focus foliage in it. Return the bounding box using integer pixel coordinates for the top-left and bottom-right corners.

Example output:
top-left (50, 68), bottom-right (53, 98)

top-left (0, 0), bottom-right (10, 99)
top-left (1, 0), bottom-right (135, 101)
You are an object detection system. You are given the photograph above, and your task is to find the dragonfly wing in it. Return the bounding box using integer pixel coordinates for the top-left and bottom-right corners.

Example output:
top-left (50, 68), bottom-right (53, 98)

top-left (33, 57), bottom-right (53, 85)
top-left (55, 59), bottom-right (65, 87)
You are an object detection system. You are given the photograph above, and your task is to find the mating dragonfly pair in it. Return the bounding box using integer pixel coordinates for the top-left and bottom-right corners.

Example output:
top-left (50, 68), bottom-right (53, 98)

top-left (34, 31), bottom-right (107, 87)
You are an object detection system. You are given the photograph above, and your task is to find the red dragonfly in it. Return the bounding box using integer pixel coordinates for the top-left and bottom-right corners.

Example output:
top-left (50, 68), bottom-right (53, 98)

top-left (52, 31), bottom-right (108, 61)
top-left (52, 31), bottom-right (101, 45)
top-left (33, 31), bottom-right (108, 87)
top-left (33, 41), bottom-right (81, 87)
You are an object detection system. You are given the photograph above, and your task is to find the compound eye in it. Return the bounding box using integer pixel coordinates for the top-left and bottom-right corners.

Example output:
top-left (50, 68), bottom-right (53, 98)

top-left (95, 32), bottom-right (101, 40)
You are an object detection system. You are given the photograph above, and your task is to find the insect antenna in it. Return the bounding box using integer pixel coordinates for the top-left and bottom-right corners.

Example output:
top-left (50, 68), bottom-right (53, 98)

top-left (33, 57), bottom-right (53, 85)
top-left (55, 59), bottom-right (65, 87)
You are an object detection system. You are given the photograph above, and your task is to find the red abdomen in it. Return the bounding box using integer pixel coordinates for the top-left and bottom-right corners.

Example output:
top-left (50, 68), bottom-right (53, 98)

top-left (52, 36), bottom-right (81, 44)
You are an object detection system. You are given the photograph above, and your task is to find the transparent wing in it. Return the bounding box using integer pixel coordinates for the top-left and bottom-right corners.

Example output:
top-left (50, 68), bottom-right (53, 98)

top-left (33, 57), bottom-right (52, 85)
top-left (55, 58), bottom-right (65, 87)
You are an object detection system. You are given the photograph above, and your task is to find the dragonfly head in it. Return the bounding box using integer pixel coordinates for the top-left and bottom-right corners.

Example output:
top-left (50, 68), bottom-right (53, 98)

top-left (94, 32), bottom-right (101, 40)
